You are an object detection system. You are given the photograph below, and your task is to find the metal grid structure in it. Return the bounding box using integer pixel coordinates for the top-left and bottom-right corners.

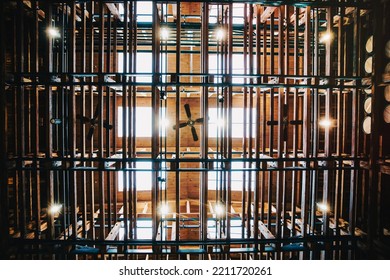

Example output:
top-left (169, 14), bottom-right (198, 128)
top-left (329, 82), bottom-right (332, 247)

top-left (1, 0), bottom-right (390, 260)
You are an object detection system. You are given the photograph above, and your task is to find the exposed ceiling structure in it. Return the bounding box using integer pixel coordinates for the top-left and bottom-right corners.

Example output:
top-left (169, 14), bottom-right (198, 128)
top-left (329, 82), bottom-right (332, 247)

top-left (1, 0), bottom-right (390, 260)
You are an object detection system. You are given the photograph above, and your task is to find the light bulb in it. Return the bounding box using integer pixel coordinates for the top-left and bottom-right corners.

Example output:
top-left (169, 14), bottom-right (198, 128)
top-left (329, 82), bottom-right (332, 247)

top-left (216, 28), bottom-right (225, 41)
top-left (320, 32), bottom-right (332, 43)
top-left (317, 202), bottom-right (329, 212)
top-left (319, 118), bottom-right (332, 128)
top-left (47, 27), bottom-right (60, 38)
top-left (49, 203), bottom-right (62, 215)
top-left (159, 204), bottom-right (169, 216)
top-left (215, 203), bottom-right (225, 217)
top-left (160, 27), bottom-right (169, 40)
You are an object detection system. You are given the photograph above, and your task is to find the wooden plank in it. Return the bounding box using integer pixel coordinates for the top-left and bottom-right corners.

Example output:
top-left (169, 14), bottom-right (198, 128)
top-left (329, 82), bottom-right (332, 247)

top-left (142, 203), bottom-right (148, 214)
top-left (260, 7), bottom-right (276, 23)
top-left (23, 1), bottom-right (45, 18)
top-left (105, 222), bottom-right (121, 241)
top-left (258, 221), bottom-right (275, 239)
top-left (106, 3), bottom-right (122, 21)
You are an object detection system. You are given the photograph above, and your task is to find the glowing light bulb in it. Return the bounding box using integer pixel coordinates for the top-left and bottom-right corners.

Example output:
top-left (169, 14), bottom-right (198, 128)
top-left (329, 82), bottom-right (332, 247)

top-left (49, 204), bottom-right (62, 215)
top-left (317, 202), bottom-right (329, 212)
top-left (159, 204), bottom-right (169, 216)
top-left (319, 118), bottom-right (332, 128)
top-left (160, 27), bottom-right (169, 40)
top-left (320, 32), bottom-right (332, 43)
top-left (47, 27), bottom-right (60, 38)
top-left (215, 203), bottom-right (225, 217)
top-left (216, 28), bottom-right (225, 41)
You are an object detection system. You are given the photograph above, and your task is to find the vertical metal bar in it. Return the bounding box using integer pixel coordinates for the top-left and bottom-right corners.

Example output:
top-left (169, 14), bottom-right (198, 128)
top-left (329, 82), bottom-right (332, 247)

top-left (200, 1), bottom-right (209, 252)
top-left (282, 5), bottom-right (289, 243)
top-left (44, 2), bottom-right (55, 240)
top-left (131, 1), bottom-right (138, 242)
top-left (309, 7), bottom-right (319, 238)
top-left (80, 1), bottom-right (88, 239)
top-left (106, 4), bottom-right (112, 235)
top-left (226, 1), bottom-right (233, 246)
top-left (151, 1), bottom-right (161, 252)
top-left (247, 4), bottom-right (254, 240)
top-left (113, 13), bottom-right (118, 225)
top-left (32, 0), bottom-right (41, 239)
top-left (334, 7), bottom-right (345, 257)
top-left (276, 7), bottom-right (284, 245)
top-left (350, 7), bottom-right (361, 248)
top-left (16, 0), bottom-right (26, 240)
top-left (88, 0), bottom-right (96, 241)
top-left (301, 7), bottom-right (311, 257)
top-left (291, 7), bottom-right (299, 238)
top-left (242, 3), bottom-right (248, 240)
top-left (127, 1), bottom-right (133, 242)
top-left (98, 0), bottom-right (105, 241)
top-left (175, 0), bottom-right (181, 248)
top-left (0, 0), bottom-right (9, 259)
top-left (254, 3), bottom-right (261, 250)
top-left (122, 0), bottom-right (129, 245)
top-left (323, 8), bottom-right (333, 246)
top-left (68, 0), bottom-right (78, 242)
top-left (260, 8), bottom-right (267, 231)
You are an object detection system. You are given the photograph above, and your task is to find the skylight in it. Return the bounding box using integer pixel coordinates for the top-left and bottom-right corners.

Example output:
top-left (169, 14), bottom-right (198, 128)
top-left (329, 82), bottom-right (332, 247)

top-left (208, 108), bottom-right (257, 138)
top-left (118, 107), bottom-right (168, 138)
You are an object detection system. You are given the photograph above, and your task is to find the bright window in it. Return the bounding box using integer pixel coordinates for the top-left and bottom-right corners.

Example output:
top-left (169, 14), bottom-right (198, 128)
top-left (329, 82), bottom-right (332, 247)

top-left (118, 107), bottom-right (168, 137)
top-left (209, 54), bottom-right (255, 84)
top-left (118, 161), bottom-right (167, 192)
top-left (208, 161), bottom-right (255, 191)
top-left (117, 161), bottom-right (155, 192)
top-left (208, 108), bottom-right (256, 138)
top-left (117, 52), bottom-right (166, 83)
top-left (118, 2), bottom-right (153, 23)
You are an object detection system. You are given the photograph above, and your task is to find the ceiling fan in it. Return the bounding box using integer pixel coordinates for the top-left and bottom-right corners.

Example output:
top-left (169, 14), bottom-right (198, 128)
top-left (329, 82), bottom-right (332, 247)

top-left (173, 104), bottom-right (204, 141)
top-left (77, 103), bottom-right (113, 141)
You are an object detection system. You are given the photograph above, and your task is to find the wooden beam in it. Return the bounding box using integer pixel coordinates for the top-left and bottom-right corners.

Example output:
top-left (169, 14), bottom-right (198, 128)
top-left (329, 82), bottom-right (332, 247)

top-left (23, 1), bottom-right (45, 18)
top-left (260, 7), bottom-right (276, 23)
top-left (105, 222), bottom-right (121, 241)
top-left (258, 221), bottom-right (275, 239)
top-left (106, 3), bottom-right (122, 21)
top-left (142, 202), bottom-right (148, 214)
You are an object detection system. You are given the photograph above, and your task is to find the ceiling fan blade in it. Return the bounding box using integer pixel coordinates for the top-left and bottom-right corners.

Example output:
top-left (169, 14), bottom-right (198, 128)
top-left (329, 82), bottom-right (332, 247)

top-left (103, 121), bottom-right (113, 130)
top-left (191, 126), bottom-right (198, 141)
top-left (173, 122), bottom-right (188, 130)
top-left (76, 114), bottom-right (91, 124)
top-left (194, 117), bottom-right (204, 124)
top-left (91, 103), bottom-right (100, 123)
top-left (87, 125), bottom-right (95, 140)
top-left (184, 104), bottom-right (191, 119)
